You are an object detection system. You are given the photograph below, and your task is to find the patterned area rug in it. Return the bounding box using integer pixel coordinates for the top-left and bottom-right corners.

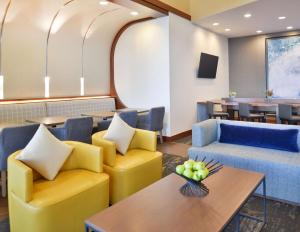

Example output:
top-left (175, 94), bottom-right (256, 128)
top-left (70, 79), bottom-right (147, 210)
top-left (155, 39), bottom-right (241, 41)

top-left (1, 153), bottom-right (299, 232)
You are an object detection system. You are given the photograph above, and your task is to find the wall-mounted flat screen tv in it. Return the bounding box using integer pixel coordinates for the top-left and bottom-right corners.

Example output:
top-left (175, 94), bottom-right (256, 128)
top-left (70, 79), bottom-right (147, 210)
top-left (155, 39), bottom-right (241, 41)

top-left (197, 53), bottom-right (219, 79)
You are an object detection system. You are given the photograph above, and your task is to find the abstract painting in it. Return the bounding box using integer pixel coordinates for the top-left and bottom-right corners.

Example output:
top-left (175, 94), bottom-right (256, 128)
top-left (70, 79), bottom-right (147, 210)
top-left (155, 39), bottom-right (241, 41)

top-left (266, 35), bottom-right (300, 98)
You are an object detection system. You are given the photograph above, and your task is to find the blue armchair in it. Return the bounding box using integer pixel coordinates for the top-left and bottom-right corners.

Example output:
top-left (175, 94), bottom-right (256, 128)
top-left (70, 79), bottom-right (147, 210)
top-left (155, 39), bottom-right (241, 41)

top-left (97, 110), bottom-right (138, 131)
top-left (0, 123), bottom-right (39, 197)
top-left (50, 117), bottom-right (93, 144)
top-left (137, 107), bottom-right (165, 143)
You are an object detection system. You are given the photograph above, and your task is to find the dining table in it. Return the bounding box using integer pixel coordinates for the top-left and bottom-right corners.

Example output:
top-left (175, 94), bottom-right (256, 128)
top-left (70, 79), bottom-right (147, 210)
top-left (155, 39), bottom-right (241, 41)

top-left (25, 116), bottom-right (69, 127)
top-left (197, 99), bottom-right (300, 123)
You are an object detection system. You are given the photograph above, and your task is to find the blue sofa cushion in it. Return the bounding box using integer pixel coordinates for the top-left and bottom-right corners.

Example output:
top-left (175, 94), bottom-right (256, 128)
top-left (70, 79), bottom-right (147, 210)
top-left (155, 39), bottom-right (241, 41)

top-left (219, 123), bottom-right (299, 152)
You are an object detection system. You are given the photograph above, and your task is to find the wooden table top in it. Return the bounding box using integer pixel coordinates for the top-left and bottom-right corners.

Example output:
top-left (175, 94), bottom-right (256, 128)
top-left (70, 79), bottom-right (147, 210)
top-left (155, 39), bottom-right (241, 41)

top-left (198, 100), bottom-right (300, 108)
top-left (81, 111), bottom-right (115, 119)
top-left (116, 108), bottom-right (149, 113)
top-left (85, 167), bottom-right (264, 232)
top-left (26, 116), bottom-right (68, 126)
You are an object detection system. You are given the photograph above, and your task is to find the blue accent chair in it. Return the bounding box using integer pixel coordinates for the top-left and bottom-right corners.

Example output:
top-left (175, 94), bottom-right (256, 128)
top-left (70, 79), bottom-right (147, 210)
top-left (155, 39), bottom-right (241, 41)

top-left (0, 123), bottom-right (39, 197)
top-left (137, 107), bottom-right (165, 143)
top-left (50, 117), bottom-right (93, 144)
top-left (97, 110), bottom-right (138, 131)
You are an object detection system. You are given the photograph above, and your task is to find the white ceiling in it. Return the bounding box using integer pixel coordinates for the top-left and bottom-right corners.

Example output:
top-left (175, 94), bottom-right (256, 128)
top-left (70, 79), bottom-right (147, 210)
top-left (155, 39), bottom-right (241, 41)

top-left (194, 0), bottom-right (300, 38)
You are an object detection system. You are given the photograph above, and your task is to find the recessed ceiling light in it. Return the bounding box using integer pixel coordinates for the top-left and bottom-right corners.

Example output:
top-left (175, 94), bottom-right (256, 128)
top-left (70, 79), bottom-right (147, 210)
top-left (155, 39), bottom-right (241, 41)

top-left (99, 1), bottom-right (108, 5)
top-left (244, 13), bottom-right (252, 18)
top-left (287, 26), bottom-right (293, 30)
top-left (212, 22), bottom-right (219, 26)
top-left (256, 30), bottom-right (263, 33)
top-left (278, 16), bottom-right (286, 20)
top-left (225, 28), bottom-right (231, 32)
top-left (130, 11), bottom-right (139, 16)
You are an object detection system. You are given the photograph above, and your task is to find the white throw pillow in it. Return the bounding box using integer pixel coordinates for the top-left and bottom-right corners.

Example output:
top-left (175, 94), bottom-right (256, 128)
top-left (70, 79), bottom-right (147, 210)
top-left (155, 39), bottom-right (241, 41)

top-left (103, 113), bottom-right (135, 155)
top-left (16, 124), bottom-right (73, 180)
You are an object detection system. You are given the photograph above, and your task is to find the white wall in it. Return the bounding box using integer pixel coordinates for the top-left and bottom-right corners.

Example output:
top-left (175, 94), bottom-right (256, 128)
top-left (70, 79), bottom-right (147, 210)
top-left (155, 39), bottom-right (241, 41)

top-left (114, 17), bottom-right (171, 135)
top-left (169, 13), bottom-right (229, 135)
top-left (114, 13), bottom-right (229, 136)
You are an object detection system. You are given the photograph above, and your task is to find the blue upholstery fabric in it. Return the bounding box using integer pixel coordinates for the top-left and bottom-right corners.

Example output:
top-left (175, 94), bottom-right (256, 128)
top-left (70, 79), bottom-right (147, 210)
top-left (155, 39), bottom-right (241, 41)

top-left (97, 110), bottom-right (138, 131)
top-left (188, 119), bottom-right (300, 204)
top-left (137, 107), bottom-right (165, 131)
top-left (220, 123), bottom-right (299, 152)
top-left (0, 124), bottom-right (39, 170)
top-left (192, 119), bottom-right (218, 147)
top-left (189, 143), bottom-right (300, 204)
top-left (50, 117), bottom-right (93, 144)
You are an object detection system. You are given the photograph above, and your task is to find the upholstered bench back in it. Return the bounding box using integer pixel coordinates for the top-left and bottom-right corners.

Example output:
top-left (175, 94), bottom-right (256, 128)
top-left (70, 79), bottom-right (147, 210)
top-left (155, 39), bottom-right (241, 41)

top-left (0, 102), bottom-right (47, 124)
top-left (46, 98), bottom-right (116, 117)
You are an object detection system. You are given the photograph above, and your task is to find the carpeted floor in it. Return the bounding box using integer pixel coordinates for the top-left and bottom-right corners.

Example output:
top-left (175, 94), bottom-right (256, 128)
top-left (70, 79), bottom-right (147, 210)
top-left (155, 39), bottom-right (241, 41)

top-left (1, 153), bottom-right (299, 232)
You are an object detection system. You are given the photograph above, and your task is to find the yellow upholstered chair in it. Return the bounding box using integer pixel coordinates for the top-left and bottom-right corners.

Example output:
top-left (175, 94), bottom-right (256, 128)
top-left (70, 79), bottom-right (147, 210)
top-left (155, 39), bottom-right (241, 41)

top-left (92, 129), bottom-right (162, 204)
top-left (8, 141), bottom-right (109, 232)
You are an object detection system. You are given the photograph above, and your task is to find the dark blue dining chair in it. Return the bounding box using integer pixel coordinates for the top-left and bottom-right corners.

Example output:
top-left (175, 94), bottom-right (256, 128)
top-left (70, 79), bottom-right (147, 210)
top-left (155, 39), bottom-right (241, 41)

top-left (137, 107), bottom-right (165, 143)
top-left (97, 110), bottom-right (138, 131)
top-left (50, 117), bottom-right (93, 144)
top-left (0, 123), bottom-right (39, 197)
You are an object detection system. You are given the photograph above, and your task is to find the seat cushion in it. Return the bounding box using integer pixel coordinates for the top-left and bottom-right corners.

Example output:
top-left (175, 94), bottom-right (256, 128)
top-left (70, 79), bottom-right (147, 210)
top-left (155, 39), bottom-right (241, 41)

top-left (188, 142), bottom-right (300, 203)
top-left (30, 169), bottom-right (109, 207)
top-left (114, 149), bottom-right (162, 170)
top-left (104, 149), bottom-right (162, 204)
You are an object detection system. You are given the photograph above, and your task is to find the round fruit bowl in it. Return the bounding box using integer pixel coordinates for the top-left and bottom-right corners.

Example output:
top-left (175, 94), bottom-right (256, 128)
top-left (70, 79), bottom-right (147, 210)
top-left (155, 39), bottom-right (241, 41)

top-left (175, 157), bottom-right (223, 198)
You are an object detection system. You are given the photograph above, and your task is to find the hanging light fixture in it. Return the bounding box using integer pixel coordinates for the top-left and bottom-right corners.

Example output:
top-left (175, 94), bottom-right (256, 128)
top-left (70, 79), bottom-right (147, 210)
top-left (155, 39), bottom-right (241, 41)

top-left (45, 0), bottom-right (75, 98)
top-left (81, 9), bottom-right (118, 96)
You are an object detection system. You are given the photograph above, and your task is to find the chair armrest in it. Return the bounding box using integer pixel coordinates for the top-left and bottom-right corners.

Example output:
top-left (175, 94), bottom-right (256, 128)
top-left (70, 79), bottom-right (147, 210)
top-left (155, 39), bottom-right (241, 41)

top-left (137, 113), bottom-right (150, 130)
top-left (192, 119), bottom-right (218, 147)
top-left (92, 131), bottom-right (116, 167)
top-left (7, 152), bottom-right (33, 203)
top-left (129, 129), bottom-right (157, 152)
top-left (63, 141), bottom-right (104, 173)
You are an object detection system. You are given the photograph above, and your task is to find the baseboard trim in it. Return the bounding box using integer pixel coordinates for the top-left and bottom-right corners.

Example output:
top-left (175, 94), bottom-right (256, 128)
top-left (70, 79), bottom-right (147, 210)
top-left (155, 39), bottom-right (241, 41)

top-left (163, 130), bottom-right (192, 142)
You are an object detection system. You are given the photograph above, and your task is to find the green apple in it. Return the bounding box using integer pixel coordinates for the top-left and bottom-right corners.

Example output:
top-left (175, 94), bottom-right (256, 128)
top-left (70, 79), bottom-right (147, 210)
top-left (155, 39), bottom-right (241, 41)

top-left (184, 160), bottom-right (195, 170)
top-left (193, 161), bottom-right (206, 171)
top-left (183, 169), bottom-right (194, 179)
top-left (176, 165), bottom-right (185, 175)
top-left (192, 172), bottom-right (201, 181)
top-left (197, 168), bottom-right (209, 179)
top-left (203, 167), bottom-right (209, 178)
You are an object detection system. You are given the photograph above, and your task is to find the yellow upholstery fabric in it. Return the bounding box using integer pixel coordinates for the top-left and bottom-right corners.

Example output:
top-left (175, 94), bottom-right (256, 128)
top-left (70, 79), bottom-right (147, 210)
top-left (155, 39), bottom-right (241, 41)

top-left (92, 129), bottom-right (162, 204)
top-left (8, 141), bottom-right (109, 232)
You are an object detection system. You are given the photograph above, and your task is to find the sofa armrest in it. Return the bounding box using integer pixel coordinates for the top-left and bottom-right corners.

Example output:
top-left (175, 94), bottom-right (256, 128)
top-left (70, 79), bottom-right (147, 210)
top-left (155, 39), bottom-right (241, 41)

top-left (63, 141), bottom-right (104, 173)
top-left (129, 129), bottom-right (157, 152)
top-left (92, 131), bottom-right (116, 167)
top-left (192, 119), bottom-right (218, 147)
top-left (8, 152), bottom-right (33, 203)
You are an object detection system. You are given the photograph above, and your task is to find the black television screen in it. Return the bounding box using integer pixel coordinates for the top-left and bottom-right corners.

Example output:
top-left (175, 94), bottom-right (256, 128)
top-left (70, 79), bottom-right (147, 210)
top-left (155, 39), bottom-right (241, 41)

top-left (197, 53), bottom-right (219, 78)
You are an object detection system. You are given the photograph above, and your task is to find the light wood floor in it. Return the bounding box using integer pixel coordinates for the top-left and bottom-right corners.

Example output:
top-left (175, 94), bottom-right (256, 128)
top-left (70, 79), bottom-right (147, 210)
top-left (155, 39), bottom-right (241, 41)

top-left (0, 140), bottom-right (191, 221)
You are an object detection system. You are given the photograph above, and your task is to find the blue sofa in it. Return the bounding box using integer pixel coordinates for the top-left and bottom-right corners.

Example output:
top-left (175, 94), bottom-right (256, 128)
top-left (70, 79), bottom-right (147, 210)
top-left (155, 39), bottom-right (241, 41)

top-left (188, 119), bottom-right (300, 204)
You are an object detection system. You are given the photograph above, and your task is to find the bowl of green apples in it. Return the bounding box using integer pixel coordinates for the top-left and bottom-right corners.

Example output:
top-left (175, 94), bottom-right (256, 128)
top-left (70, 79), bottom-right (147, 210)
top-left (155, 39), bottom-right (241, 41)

top-left (175, 157), bottom-right (223, 197)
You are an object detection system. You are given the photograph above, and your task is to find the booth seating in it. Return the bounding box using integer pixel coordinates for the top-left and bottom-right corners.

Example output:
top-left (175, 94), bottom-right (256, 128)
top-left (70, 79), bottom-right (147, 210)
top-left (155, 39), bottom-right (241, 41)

top-left (0, 97), bottom-right (116, 125)
top-left (0, 102), bottom-right (47, 124)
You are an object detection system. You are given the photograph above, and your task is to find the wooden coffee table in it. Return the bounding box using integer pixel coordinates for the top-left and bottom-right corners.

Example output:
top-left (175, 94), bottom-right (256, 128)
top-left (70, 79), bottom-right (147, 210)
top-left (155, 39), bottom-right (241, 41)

top-left (85, 167), bottom-right (266, 232)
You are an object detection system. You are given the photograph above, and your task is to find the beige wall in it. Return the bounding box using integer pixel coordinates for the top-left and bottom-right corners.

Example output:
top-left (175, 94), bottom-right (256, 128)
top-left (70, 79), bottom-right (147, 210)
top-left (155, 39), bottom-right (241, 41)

top-left (159, 0), bottom-right (190, 14)
top-left (190, 0), bottom-right (256, 21)
top-left (229, 30), bottom-right (300, 98)
top-left (0, 0), bottom-right (143, 99)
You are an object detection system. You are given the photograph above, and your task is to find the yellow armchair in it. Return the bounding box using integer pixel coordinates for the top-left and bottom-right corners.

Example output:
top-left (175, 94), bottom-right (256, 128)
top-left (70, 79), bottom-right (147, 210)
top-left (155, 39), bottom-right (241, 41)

top-left (8, 141), bottom-right (109, 232)
top-left (92, 129), bottom-right (162, 204)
